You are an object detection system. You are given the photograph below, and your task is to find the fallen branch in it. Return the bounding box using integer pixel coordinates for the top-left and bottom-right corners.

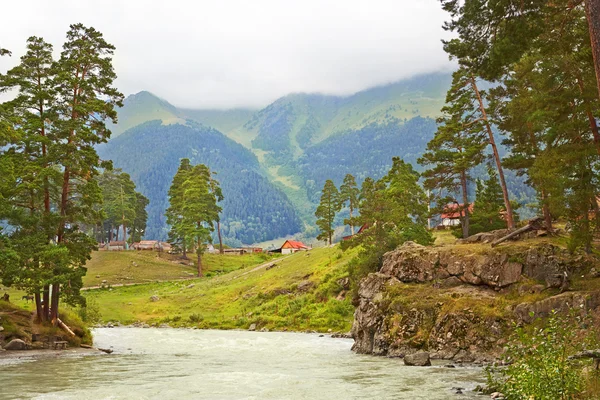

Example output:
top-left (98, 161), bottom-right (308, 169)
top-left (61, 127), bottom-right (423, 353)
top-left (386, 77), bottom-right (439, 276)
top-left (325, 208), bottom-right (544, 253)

top-left (56, 318), bottom-right (76, 337)
top-left (491, 217), bottom-right (545, 247)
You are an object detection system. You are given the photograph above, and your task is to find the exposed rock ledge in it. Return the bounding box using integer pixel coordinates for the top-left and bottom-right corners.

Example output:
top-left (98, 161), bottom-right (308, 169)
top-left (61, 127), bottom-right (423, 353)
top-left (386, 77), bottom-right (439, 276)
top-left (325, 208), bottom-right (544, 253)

top-left (351, 242), bottom-right (600, 362)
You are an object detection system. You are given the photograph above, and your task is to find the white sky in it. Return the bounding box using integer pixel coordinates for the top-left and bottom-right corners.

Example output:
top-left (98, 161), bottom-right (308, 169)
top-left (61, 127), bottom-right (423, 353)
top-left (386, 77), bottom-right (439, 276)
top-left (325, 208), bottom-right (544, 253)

top-left (1, 0), bottom-right (454, 109)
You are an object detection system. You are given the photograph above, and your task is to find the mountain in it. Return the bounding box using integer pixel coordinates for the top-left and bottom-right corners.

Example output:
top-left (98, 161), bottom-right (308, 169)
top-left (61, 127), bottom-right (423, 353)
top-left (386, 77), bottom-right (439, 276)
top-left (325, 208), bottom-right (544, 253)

top-left (108, 91), bottom-right (185, 137)
top-left (101, 72), bottom-right (533, 243)
top-left (98, 121), bottom-right (302, 245)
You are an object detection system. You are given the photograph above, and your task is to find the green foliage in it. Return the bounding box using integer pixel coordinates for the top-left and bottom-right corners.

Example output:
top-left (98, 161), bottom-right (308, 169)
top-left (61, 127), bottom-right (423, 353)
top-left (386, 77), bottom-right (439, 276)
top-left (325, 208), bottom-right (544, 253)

top-left (467, 168), bottom-right (514, 236)
top-left (342, 158), bottom-right (433, 294)
top-left (97, 168), bottom-right (148, 243)
top-left (0, 24), bottom-right (123, 322)
top-left (77, 297), bottom-right (102, 325)
top-left (166, 159), bottom-right (222, 275)
top-left (440, 0), bottom-right (600, 251)
top-left (315, 180), bottom-right (341, 245)
top-left (486, 311), bottom-right (598, 400)
top-left (420, 68), bottom-right (488, 238)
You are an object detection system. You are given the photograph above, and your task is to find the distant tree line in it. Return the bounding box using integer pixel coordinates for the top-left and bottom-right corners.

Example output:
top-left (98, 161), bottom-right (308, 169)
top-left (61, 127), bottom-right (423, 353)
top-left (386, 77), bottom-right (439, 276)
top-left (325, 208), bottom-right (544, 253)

top-left (0, 25), bottom-right (123, 324)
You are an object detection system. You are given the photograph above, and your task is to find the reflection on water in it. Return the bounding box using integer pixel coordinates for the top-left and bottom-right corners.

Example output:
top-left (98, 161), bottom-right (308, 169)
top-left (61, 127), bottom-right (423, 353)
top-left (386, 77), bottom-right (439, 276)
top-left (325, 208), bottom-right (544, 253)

top-left (1, 328), bottom-right (484, 399)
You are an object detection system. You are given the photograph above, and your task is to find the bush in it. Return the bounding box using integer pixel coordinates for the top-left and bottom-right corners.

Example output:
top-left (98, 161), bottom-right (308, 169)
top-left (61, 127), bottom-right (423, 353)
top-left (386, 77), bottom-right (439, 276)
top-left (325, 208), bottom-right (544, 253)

top-left (77, 298), bottom-right (102, 325)
top-left (486, 311), bottom-right (598, 399)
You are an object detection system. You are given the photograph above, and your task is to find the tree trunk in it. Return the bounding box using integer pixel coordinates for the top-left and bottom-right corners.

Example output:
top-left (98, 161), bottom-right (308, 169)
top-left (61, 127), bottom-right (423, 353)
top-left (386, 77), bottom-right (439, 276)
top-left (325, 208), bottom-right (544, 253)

top-left (460, 171), bottom-right (470, 238)
top-left (182, 237), bottom-right (187, 259)
top-left (34, 292), bottom-right (43, 323)
top-left (470, 76), bottom-right (515, 229)
top-left (197, 245), bottom-right (203, 277)
top-left (217, 221), bottom-right (224, 254)
top-left (575, 75), bottom-right (600, 155)
top-left (586, 0), bottom-right (600, 102)
top-left (109, 224), bottom-right (113, 242)
top-left (42, 285), bottom-right (50, 322)
top-left (50, 284), bottom-right (59, 326)
top-left (541, 189), bottom-right (553, 231)
top-left (122, 222), bottom-right (127, 245)
top-left (349, 208), bottom-right (355, 235)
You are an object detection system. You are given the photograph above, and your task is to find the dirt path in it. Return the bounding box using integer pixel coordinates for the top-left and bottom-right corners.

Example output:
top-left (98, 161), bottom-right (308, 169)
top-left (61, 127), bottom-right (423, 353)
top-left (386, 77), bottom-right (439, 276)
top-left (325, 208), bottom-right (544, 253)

top-left (83, 255), bottom-right (293, 290)
top-left (231, 255), bottom-right (294, 280)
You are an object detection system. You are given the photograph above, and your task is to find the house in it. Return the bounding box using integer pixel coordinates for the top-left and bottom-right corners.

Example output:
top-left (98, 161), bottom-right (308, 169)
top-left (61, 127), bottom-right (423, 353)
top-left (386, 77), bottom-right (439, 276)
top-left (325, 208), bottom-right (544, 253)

top-left (440, 203), bottom-right (474, 227)
top-left (342, 224), bottom-right (370, 241)
top-left (280, 240), bottom-right (309, 254)
top-left (134, 240), bottom-right (158, 250)
top-left (156, 242), bottom-right (172, 252)
top-left (107, 241), bottom-right (127, 251)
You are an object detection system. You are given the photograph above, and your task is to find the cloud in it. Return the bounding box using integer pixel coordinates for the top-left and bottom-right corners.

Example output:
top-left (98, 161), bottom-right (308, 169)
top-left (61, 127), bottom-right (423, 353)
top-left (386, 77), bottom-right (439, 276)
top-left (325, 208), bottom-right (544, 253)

top-left (0, 0), bottom-right (454, 109)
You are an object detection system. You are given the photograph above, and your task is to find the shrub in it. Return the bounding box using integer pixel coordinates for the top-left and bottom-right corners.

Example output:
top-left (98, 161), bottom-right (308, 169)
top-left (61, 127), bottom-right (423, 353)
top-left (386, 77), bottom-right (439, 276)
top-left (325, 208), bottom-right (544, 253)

top-left (486, 311), bottom-right (598, 400)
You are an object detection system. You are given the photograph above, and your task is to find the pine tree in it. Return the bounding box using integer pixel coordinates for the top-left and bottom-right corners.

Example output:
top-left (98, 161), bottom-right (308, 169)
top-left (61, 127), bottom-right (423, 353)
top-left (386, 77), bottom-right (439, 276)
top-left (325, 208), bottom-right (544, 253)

top-left (166, 161), bottom-right (222, 276)
top-left (419, 68), bottom-right (487, 238)
top-left (130, 192), bottom-right (149, 243)
top-left (48, 24), bottom-right (123, 324)
top-left (339, 174), bottom-right (360, 235)
top-left (315, 180), bottom-right (341, 245)
top-left (166, 159), bottom-right (193, 257)
top-left (470, 168), bottom-right (508, 235)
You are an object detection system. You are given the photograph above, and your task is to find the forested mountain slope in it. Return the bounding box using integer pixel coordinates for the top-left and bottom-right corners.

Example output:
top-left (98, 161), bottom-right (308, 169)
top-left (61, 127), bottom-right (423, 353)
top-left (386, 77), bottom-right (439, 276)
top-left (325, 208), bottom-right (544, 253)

top-left (98, 121), bottom-right (301, 244)
top-left (102, 72), bottom-right (534, 242)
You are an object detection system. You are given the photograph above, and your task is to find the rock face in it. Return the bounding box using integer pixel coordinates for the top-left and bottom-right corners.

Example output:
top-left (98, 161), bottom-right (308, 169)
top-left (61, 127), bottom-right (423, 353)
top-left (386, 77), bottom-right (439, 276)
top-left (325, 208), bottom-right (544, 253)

top-left (404, 351), bottom-right (431, 366)
top-left (351, 242), bottom-right (600, 361)
top-left (380, 242), bottom-right (569, 290)
top-left (4, 339), bottom-right (28, 350)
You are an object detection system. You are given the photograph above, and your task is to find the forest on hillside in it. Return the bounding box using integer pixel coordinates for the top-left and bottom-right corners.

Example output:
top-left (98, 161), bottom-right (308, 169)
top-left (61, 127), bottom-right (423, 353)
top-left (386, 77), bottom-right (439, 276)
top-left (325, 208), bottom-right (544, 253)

top-left (98, 121), bottom-right (302, 245)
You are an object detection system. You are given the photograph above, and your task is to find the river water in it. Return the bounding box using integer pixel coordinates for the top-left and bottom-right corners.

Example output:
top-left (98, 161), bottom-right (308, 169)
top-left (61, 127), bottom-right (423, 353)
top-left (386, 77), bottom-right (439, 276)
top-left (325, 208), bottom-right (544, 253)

top-left (1, 328), bottom-right (484, 399)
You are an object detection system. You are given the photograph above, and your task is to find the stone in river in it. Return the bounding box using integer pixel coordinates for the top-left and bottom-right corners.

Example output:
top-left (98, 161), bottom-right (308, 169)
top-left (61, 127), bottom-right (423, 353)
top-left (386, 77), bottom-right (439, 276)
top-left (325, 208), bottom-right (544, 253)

top-left (403, 351), bottom-right (431, 366)
top-left (4, 339), bottom-right (28, 350)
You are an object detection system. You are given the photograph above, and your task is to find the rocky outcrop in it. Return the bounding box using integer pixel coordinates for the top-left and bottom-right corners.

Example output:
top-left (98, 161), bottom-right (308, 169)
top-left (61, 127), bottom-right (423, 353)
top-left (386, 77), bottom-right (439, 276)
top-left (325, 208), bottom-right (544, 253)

top-left (380, 242), bottom-right (571, 290)
top-left (351, 242), bottom-right (600, 361)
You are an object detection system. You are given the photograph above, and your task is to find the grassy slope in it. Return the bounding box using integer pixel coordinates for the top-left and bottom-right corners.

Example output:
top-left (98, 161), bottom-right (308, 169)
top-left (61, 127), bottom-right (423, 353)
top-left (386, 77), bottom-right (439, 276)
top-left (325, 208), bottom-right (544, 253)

top-left (85, 246), bottom-right (358, 332)
top-left (83, 250), bottom-right (272, 287)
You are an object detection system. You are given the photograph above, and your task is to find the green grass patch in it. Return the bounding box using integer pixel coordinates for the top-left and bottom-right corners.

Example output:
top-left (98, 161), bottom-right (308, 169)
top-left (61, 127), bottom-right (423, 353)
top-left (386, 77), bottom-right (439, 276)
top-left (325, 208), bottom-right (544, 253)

top-left (85, 246), bottom-right (359, 332)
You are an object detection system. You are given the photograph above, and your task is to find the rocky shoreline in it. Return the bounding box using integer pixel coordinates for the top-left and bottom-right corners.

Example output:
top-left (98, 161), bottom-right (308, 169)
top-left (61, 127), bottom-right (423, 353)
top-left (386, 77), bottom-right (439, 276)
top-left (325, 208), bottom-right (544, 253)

top-left (0, 346), bottom-right (107, 365)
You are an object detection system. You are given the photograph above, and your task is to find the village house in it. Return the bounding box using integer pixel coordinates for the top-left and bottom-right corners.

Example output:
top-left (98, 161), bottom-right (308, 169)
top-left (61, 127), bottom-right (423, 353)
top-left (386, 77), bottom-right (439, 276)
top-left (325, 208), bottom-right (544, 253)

top-left (342, 224), bottom-right (370, 241)
top-left (133, 240), bottom-right (158, 250)
top-left (439, 203), bottom-right (474, 228)
top-left (279, 240), bottom-right (309, 254)
top-left (107, 241), bottom-right (127, 251)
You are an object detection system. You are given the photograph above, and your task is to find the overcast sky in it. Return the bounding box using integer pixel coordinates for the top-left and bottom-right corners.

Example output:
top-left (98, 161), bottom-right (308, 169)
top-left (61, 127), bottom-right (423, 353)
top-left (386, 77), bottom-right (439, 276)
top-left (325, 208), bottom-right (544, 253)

top-left (1, 0), bottom-right (454, 109)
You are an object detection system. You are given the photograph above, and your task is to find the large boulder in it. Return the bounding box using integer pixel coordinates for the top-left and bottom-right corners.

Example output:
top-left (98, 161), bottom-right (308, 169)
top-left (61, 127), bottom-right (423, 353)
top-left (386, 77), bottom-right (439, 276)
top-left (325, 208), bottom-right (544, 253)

top-left (4, 339), bottom-right (28, 350)
top-left (404, 351), bottom-right (431, 366)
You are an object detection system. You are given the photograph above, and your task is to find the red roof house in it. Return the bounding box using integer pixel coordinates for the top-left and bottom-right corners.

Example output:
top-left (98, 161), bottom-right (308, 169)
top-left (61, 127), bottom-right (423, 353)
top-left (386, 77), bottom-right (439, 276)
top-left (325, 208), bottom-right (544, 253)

top-left (280, 240), bottom-right (309, 254)
top-left (440, 203), bottom-right (474, 227)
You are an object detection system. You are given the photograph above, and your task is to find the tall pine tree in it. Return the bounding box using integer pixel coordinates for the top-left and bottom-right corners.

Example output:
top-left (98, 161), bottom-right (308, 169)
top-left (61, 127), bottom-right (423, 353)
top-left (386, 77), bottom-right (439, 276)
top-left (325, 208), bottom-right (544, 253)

top-left (315, 180), bottom-right (341, 245)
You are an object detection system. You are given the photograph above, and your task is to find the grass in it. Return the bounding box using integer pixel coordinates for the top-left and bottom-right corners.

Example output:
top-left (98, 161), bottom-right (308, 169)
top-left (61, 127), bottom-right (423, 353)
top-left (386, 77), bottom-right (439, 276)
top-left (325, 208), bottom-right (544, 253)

top-left (0, 300), bottom-right (92, 347)
top-left (85, 246), bottom-right (358, 332)
top-left (83, 250), bottom-right (275, 287)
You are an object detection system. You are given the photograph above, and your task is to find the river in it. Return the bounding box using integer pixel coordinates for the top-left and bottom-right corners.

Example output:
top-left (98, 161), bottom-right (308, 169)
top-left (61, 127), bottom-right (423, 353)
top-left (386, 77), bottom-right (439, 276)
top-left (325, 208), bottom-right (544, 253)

top-left (1, 328), bottom-right (484, 399)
